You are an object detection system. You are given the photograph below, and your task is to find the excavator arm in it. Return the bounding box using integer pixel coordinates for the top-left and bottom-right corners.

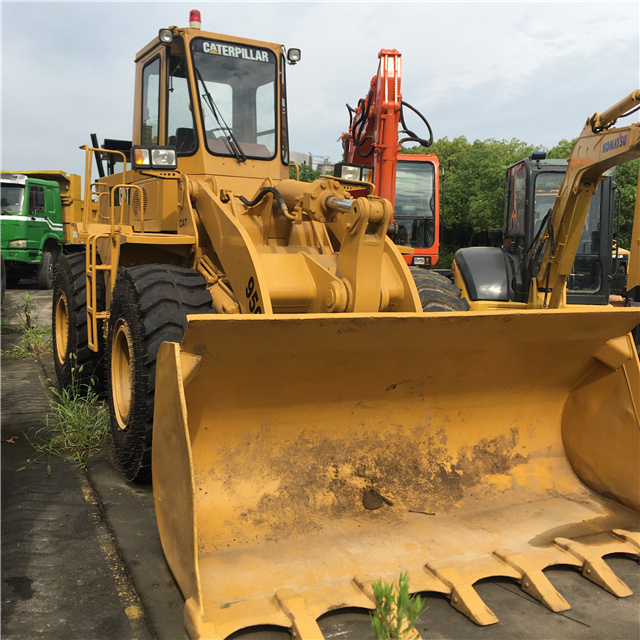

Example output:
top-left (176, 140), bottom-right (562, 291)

top-left (342, 49), bottom-right (404, 203)
top-left (530, 90), bottom-right (640, 308)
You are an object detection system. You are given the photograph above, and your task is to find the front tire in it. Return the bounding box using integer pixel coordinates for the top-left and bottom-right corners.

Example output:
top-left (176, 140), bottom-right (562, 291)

top-left (37, 247), bottom-right (59, 290)
top-left (410, 268), bottom-right (470, 312)
top-left (52, 252), bottom-right (105, 392)
top-left (107, 265), bottom-right (212, 483)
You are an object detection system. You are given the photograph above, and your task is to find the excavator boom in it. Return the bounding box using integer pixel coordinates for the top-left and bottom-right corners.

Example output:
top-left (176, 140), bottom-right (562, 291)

top-left (338, 50), bottom-right (440, 267)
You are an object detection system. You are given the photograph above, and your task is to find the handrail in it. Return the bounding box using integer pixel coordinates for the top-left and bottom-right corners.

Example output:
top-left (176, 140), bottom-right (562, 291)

top-left (79, 145), bottom-right (128, 231)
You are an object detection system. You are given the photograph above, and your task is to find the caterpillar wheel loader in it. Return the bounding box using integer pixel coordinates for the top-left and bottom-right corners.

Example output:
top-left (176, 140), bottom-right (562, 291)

top-left (52, 11), bottom-right (640, 640)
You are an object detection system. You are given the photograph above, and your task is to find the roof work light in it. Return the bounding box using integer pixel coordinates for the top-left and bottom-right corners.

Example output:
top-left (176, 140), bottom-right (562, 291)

top-left (189, 10), bottom-right (201, 29)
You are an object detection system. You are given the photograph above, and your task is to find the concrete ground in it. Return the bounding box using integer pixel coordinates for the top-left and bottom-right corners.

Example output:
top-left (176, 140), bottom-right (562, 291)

top-left (1, 279), bottom-right (639, 640)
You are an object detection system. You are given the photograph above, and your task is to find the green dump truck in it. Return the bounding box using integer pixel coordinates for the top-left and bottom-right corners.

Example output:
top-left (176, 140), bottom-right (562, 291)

top-left (1, 171), bottom-right (84, 289)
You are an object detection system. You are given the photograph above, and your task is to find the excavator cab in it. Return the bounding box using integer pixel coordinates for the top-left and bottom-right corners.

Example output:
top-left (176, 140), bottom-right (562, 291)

top-left (457, 154), bottom-right (616, 308)
top-left (502, 154), bottom-right (615, 305)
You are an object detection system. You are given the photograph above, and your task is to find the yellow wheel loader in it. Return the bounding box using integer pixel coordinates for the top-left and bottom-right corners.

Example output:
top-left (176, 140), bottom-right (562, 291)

top-left (52, 11), bottom-right (639, 640)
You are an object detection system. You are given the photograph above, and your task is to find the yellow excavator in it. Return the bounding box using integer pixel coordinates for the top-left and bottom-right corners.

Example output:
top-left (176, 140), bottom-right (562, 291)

top-left (51, 11), bottom-right (639, 640)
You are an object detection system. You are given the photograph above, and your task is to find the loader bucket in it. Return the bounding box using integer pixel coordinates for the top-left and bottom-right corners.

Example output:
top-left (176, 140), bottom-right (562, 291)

top-left (152, 306), bottom-right (640, 640)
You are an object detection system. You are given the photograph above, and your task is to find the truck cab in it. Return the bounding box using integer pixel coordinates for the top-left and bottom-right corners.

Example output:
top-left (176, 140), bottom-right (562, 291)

top-left (0, 173), bottom-right (65, 288)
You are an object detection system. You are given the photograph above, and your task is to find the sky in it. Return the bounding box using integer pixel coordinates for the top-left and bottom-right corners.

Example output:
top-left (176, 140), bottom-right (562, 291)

top-left (1, 1), bottom-right (638, 178)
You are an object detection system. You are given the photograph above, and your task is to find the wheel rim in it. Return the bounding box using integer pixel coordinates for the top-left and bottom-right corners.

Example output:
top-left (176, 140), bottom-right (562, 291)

top-left (112, 318), bottom-right (133, 431)
top-left (54, 291), bottom-right (69, 364)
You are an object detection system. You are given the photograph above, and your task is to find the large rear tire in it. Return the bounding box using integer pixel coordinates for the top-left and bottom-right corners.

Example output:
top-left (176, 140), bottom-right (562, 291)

top-left (52, 252), bottom-right (106, 393)
top-left (410, 267), bottom-right (470, 312)
top-left (107, 264), bottom-right (212, 483)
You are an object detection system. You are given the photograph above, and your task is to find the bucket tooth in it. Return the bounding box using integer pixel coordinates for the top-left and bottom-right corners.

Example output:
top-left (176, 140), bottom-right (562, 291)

top-left (554, 537), bottom-right (634, 597)
top-left (275, 589), bottom-right (325, 640)
top-left (426, 562), bottom-right (515, 626)
top-left (613, 529), bottom-right (640, 551)
top-left (493, 548), bottom-right (579, 612)
top-left (449, 584), bottom-right (498, 626)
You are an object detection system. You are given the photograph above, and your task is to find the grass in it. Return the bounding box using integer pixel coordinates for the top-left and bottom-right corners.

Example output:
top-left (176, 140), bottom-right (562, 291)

top-left (1, 292), bottom-right (52, 358)
top-left (371, 572), bottom-right (426, 640)
top-left (30, 355), bottom-right (110, 468)
top-left (2, 293), bottom-right (109, 469)
top-left (35, 378), bottom-right (110, 468)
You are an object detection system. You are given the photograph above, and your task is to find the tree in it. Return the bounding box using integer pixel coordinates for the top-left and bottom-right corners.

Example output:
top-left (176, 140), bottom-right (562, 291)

top-left (546, 138), bottom-right (576, 159)
top-left (402, 137), bottom-right (535, 262)
top-left (613, 158), bottom-right (639, 249)
top-left (289, 163), bottom-right (323, 182)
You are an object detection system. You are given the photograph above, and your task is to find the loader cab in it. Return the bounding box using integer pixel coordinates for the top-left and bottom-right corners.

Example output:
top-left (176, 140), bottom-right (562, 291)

top-left (502, 154), bottom-right (615, 305)
top-left (132, 20), bottom-right (294, 182)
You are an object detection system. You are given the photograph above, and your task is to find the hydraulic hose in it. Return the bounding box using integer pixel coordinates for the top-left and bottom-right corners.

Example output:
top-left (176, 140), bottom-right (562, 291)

top-left (399, 101), bottom-right (433, 148)
top-left (239, 187), bottom-right (293, 220)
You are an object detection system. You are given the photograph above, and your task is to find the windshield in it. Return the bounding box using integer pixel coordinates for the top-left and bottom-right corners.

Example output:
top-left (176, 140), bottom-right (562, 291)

top-left (393, 160), bottom-right (436, 249)
top-left (534, 171), bottom-right (604, 293)
top-left (1, 184), bottom-right (25, 215)
top-left (191, 38), bottom-right (277, 160)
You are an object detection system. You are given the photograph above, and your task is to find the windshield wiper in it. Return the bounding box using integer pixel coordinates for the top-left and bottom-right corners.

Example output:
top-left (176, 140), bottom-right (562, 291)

top-left (195, 67), bottom-right (246, 163)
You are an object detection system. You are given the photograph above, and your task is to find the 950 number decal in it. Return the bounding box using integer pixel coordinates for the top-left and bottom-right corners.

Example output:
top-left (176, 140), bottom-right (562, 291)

top-left (245, 277), bottom-right (262, 314)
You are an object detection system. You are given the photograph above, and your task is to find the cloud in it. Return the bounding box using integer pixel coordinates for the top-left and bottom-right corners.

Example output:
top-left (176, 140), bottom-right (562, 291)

top-left (2, 1), bottom-right (638, 176)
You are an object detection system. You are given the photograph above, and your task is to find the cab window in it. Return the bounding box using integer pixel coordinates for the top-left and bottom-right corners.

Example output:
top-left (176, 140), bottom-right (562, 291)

top-left (506, 163), bottom-right (526, 236)
top-left (141, 57), bottom-right (161, 145)
top-left (191, 39), bottom-right (277, 160)
top-left (167, 37), bottom-right (197, 154)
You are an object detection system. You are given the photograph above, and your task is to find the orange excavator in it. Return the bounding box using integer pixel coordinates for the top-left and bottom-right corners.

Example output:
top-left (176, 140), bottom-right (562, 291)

top-left (337, 49), bottom-right (441, 268)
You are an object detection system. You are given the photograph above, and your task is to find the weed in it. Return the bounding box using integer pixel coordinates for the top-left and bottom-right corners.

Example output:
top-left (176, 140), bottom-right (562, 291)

top-left (5, 325), bottom-right (52, 358)
top-left (371, 572), bottom-right (425, 640)
top-left (1, 293), bottom-right (52, 358)
top-left (19, 292), bottom-right (35, 329)
top-left (32, 355), bottom-right (110, 468)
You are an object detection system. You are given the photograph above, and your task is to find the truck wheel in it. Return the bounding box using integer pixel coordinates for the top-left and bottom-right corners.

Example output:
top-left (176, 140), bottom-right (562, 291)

top-left (37, 247), bottom-right (58, 290)
top-left (107, 265), bottom-right (212, 483)
top-left (410, 268), bottom-right (470, 312)
top-left (52, 253), bottom-right (106, 393)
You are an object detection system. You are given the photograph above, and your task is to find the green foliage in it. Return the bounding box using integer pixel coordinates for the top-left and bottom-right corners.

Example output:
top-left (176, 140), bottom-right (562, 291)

top-left (400, 133), bottom-right (639, 266)
top-left (2, 293), bottom-right (52, 359)
top-left (19, 292), bottom-right (35, 329)
top-left (371, 572), bottom-right (425, 640)
top-left (289, 163), bottom-right (323, 182)
top-left (403, 137), bottom-right (535, 263)
top-left (32, 354), bottom-right (110, 468)
top-left (546, 138), bottom-right (576, 159)
top-left (613, 158), bottom-right (639, 249)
